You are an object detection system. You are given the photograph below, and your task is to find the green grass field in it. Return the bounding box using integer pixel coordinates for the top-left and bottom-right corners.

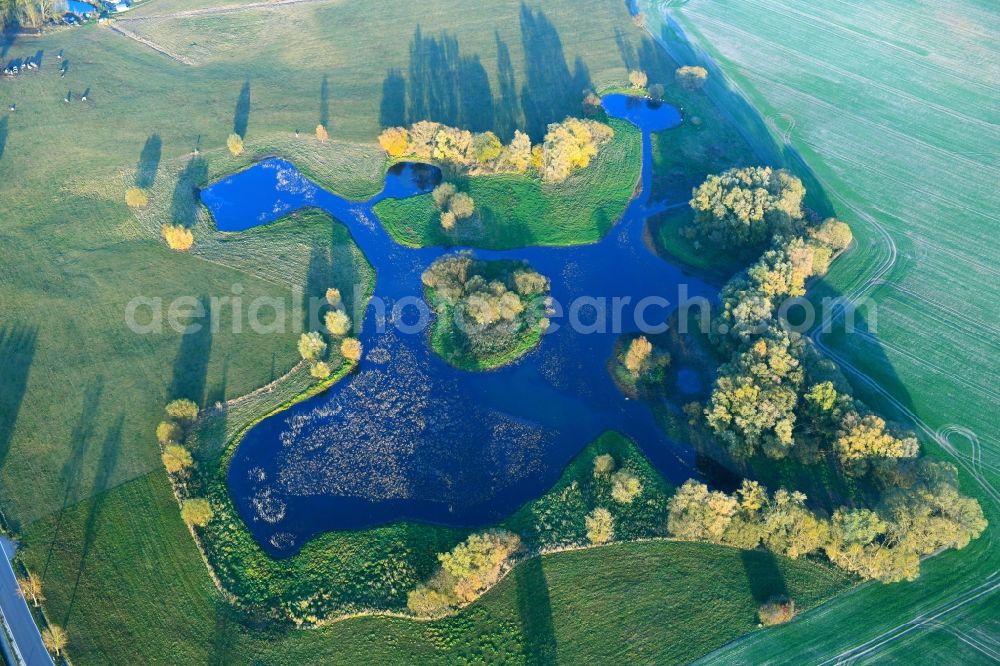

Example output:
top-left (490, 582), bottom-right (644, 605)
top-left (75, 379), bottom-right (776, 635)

top-left (2, 0), bottom-right (991, 661)
top-left (643, 0), bottom-right (1000, 661)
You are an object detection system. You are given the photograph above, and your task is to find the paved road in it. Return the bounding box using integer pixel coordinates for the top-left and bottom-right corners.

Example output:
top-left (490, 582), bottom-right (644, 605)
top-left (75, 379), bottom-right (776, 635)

top-left (0, 537), bottom-right (54, 666)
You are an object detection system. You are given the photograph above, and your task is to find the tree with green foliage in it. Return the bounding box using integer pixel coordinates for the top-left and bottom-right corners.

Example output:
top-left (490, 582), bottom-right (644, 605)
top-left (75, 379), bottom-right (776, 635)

top-left (688, 167), bottom-right (805, 250)
top-left (297, 331), bottom-right (327, 362)
top-left (667, 480), bottom-right (739, 543)
top-left (165, 399), bottom-right (199, 423)
top-left (835, 413), bottom-right (919, 464)
top-left (161, 444), bottom-right (193, 474)
top-left (181, 498), bottom-right (213, 527)
top-left (675, 65), bottom-right (709, 90)
top-left (705, 326), bottom-right (804, 459)
top-left (472, 131), bottom-right (503, 164)
top-left (422, 253), bottom-right (550, 368)
top-left (760, 489), bottom-right (828, 559)
top-left (431, 183), bottom-right (475, 230)
top-left (424, 530), bottom-right (521, 604)
top-left (586, 507), bottom-right (614, 544)
top-left (611, 470), bottom-right (643, 504)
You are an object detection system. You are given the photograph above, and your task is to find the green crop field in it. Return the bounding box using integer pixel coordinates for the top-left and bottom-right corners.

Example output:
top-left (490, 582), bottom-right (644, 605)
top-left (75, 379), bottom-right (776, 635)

top-left (639, 0), bottom-right (1000, 661)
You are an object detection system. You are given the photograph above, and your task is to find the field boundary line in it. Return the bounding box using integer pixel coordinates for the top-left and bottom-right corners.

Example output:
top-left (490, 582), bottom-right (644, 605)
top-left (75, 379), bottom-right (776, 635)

top-left (107, 24), bottom-right (195, 65)
top-left (121, 0), bottom-right (332, 21)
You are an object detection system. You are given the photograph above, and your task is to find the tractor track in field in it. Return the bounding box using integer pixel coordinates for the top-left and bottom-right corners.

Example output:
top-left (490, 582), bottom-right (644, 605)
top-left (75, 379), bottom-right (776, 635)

top-left (107, 24), bottom-right (194, 64)
top-left (814, 573), bottom-right (1000, 665)
top-left (923, 620), bottom-right (1000, 661)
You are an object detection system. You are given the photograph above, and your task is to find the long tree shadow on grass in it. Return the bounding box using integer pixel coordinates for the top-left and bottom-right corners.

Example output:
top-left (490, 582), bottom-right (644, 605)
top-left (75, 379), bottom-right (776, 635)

top-left (168, 296), bottom-right (214, 407)
top-left (740, 549), bottom-right (787, 608)
top-left (0, 325), bottom-right (37, 472)
top-left (319, 74), bottom-right (330, 129)
top-left (0, 30), bottom-right (13, 58)
top-left (172, 155), bottom-right (208, 228)
top-left (493, 32), bottom-right (521, 142)
top-left (136, 133), bottom-right (162, 188)
top-left (379, 68), bottom-right (407, 128)
top-left (41, 378), bottom-right (103, 576)
top-left (405, 27), bottom-right (495, 132)
top-left (515, 556), bottom-right (557, 665)
top-left (0, 116), bottom-right (8, 162)
top-left (233, 80), bottom-right (251, 137)
top-left (518, 3), bottom-right (592, 141)
top-left (63, 412), bottom-right (123, 627)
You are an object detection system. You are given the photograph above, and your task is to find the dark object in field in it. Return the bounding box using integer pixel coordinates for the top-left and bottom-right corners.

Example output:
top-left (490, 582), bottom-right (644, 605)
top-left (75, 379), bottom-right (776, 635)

top-left (7, 104), bottom-right (13, 112)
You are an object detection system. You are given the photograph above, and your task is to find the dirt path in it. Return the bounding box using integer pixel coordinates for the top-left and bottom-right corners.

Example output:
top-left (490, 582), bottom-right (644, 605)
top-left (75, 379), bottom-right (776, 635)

top-left (107, 24), bottom-right (194, 65)
top-left (120, 0), bottom-right (331, 21)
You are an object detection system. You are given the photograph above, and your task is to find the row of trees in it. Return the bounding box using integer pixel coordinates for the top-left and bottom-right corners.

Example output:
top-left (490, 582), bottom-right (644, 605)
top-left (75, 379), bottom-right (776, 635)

top-left (156, 399), bottom-right (216, 528)
top-left (1, 0), bottom-right (59, 29)
top-left (668, 474), bottom-right (985, 582)
top-left (378, 117), bottom-right (614, 184)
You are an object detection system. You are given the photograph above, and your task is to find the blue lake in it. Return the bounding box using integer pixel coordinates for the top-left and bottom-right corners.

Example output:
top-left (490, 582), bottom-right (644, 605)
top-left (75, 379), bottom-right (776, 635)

top-left (202, 95), bottom-right (710, 557)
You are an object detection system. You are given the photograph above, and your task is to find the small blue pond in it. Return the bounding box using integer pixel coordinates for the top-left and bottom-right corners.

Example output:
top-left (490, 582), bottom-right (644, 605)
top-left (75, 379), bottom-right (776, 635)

top-left (203, 94), bottom-right (709, 556)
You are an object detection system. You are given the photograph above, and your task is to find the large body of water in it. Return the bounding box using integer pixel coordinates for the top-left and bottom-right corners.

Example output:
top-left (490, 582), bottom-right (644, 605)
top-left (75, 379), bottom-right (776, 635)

top-left (202, 95), bottom-right (711, 557)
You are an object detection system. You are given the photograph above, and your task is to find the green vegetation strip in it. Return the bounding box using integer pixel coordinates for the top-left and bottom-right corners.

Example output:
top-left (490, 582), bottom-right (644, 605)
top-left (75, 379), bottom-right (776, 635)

top-left (374, 119), bottom-right (641, 249)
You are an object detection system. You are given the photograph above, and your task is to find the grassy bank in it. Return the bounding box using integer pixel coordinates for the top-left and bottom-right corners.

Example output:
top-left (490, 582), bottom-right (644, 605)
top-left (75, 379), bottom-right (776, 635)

top-left (187, 430), bottom-right (674, 623)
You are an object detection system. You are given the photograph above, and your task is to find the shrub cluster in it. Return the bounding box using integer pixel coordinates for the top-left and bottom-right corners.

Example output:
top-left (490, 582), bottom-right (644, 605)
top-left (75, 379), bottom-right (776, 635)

top-left (421, 253), bottom-right (550, 367)
top-left (407, 530), bottom-right (522, 616)
top-left (298, 287), bottom-right (362, 381)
